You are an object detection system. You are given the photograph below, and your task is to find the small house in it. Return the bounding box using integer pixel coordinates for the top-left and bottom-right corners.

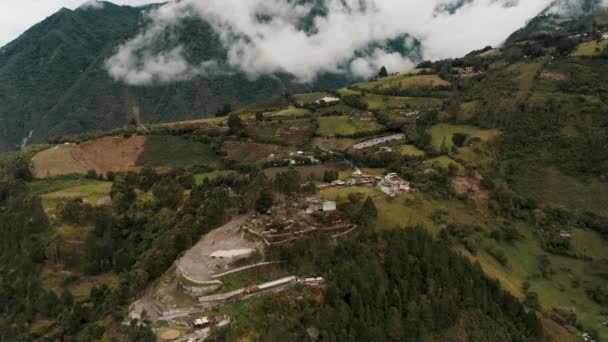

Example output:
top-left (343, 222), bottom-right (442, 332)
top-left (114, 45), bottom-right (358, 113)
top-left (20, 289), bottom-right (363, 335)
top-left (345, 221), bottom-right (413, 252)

top-left (559, 230), bottom-right (572, 238)
top-left (602, 32), bottom-right (608, 40)
top-left (352, 168), bottom-right (363, 178)
top-left (322, 201), bottom-right (337, 212)
top-left (194, 316), bottom-right (212, 328)
top-left (331, 180), bottom-right (346, 187)
top-left (465, 66), bottom-right (474, 73)
top-left (306, 197), bottom-right (336, 213)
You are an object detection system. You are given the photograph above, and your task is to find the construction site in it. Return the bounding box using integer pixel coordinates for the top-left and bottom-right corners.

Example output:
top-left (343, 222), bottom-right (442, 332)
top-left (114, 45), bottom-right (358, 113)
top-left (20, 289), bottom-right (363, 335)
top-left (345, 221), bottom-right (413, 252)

top-left (127, 192), bottom-right (359, 341)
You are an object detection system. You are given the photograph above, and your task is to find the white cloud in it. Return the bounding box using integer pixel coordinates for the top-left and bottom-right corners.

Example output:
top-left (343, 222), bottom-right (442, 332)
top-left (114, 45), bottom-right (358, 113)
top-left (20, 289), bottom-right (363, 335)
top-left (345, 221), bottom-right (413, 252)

top-left (80, 0), bottom-right (105, 10)
top-left (106, 0), bottom-right (557, 85)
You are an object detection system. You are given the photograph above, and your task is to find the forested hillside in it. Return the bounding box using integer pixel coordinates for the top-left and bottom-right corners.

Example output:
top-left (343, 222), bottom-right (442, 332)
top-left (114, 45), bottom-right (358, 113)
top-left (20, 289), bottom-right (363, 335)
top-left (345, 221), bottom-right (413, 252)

top-left (0, 1), bottom-right (350, 152)
top-left (1, 2), bottom-right (608, 341)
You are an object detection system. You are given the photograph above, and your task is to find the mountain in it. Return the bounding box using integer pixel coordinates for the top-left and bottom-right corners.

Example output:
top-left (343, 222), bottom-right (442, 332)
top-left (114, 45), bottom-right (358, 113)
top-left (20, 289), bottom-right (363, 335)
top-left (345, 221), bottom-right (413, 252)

top-left (1, 3), bottom-right (608, 341)
top-left (0, 1), bottom-right (352, 152)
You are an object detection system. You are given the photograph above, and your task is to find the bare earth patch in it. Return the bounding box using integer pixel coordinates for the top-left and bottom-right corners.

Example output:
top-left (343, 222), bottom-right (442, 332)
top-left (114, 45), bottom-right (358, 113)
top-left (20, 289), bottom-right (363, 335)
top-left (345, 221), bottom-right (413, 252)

top-left (177, 215), bottom-right (263, 282)
top-left (540, 71), bottom-right (570, 82)
top-left (451, 176), bottom-right (489, 201)
top-left (31, 136), bottom-right (145, 178)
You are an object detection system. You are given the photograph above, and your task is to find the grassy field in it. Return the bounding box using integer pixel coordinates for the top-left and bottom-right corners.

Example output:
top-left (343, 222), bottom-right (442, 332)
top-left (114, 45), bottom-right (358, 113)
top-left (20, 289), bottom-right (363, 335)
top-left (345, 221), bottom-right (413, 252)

top-left (352, 74), bottom-right (450, 92)
top-left (234, 95), bottom-right (288, 114)
top-left (429, 124), bottom-right (500, 150)
top-left (429, 156), bottom-right (464, 174)
top-left (572, 39), bottom-right (608, 57)
top-left (316, 115), bottom-right (384, 137)
top-left (460, 222), bottom-right (608, 341)
top-left (293, 92), bottom-right (332, 105)
top-left (319, 187), bottom-right (490, 233)
top-left (152, 116), bottom-right (225, 129)
top-left (400, 144), bottom-right (425, 157)
top-left (310, 137), bottom-right (356, 151)
top-left (512, 61), bottom-right (544, 100)
top-left (264, 107), bottom-right (311, 119)
top-left (40, 265), bottom-right (120, 299)
top-left (336, 87), bottom-right (361, 96)
top-left (31, 145), bottom-right (87, 178)
top-left (479, 48), bottom-right (501, 58)
top-left (137, 135), bottom-right (220, 168)
top-left (319, 183), bottom-right (608, 339)
top-left (249, 118), bottom-right (314, 146)
top-left (264, 162), bottom-right (351, 180)
top-left (457, 101), bottom-right (479, 121)
top-left (363, 94), bottom-right (443, 110)
top-left (29, 177), bottom-right (112, 218)
top-left (223, 141), bottom-right (286, 164)
top-left (514, 166), bottom-right (608, 216)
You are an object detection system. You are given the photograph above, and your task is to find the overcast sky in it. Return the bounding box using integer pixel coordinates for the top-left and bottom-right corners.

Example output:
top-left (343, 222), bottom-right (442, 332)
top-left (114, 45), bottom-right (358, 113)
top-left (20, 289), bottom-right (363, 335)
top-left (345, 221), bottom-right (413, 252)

top-left (0, 0), bottom-right (154, 47)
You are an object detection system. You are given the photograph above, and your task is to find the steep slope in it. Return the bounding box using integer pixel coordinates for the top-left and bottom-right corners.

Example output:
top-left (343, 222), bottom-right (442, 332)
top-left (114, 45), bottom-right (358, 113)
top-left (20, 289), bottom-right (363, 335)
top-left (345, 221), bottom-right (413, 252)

top-left (0, 2), bottom-right (351, 152)
top-left (0, 3), bottom-right (144, 151)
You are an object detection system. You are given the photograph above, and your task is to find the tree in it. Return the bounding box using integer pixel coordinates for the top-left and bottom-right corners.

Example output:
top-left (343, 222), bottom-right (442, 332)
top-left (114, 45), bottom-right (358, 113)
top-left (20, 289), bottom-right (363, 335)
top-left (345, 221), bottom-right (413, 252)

top-left (255, 111), bottom-right (264, 122)
top-left (215, 103), bottom-right (232, 117)
top-left (137, 165), bottom-right (158, 191)
top-left (447, 163), bottom-right (459, 176)
top-left (255, 188), bottom-right (274, 213)
top-left (323, 170), bottom-right (338, 183)
top-left (357, 196), bottom-right (378, 226)
top-left (151, 178), bottom-right (184, 209)
top-left (524, 291), bottom-right (540, 310)
top-left (537, 254), bottom-right (552, 278)
top-left (452, 133), bottom-right (468, 147)
top-left (378, 66), bottom-right (388, 78)
top-left (228, 113), bottom-right (245, 133)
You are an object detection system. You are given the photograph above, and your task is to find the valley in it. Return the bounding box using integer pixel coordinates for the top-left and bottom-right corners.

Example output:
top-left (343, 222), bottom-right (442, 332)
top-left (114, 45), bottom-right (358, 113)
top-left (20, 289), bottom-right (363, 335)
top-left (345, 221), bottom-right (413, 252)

top-left (0, 2), bottom-right (608, 341)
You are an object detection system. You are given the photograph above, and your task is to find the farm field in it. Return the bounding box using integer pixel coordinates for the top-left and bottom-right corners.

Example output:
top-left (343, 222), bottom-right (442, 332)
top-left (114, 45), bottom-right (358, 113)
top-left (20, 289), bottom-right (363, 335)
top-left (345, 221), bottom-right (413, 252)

top-left (31, 136), bottom-right (145, 178)
top-left (514, 166), bottom-right (608, 216)
top-left (400, 144), bottom-right (425, 157)
top-left (352, 74), bottom-right (450, 92)
top-left (292, 92), bottom-right (332, 105)
top-left (429, 124), bottom-right (500, 150)
top-left (336, 87), bottom-right (361, 96)
top-left (263, 162), bottom-right (350, 180)
top-left (137, 135), bottom-right (220, 168)
top-left (234, 95), bottom-right (288, 114)
top-left (264, 107), bottom-right (311, 119)
top-left (363, 94), bottom-right (443, 110)
top-left (223, 141), bottom-right (287, 164)
top-left (310, 137), bottom-right (356, 151)
top-left (319, 187), bottom-right (491, 233)
top-left (248, 118), bottom-right (314, 146)
top-left (572, 39), bottom-right (608, 56)
top-left (316, 115), bottom-right (384, 137)
top-left (29, 177), bottom-right (112, 217)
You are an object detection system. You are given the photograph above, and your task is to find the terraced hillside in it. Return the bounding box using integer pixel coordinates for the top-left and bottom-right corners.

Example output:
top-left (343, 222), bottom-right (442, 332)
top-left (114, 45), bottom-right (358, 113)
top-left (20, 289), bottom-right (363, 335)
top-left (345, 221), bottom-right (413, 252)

top-left (2, 11), bottom-right (608, 341)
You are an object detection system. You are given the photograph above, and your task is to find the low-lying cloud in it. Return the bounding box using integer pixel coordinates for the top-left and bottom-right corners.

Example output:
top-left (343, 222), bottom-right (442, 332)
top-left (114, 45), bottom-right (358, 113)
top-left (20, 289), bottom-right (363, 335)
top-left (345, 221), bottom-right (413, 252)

top-left (106, 0), bottom-right (557, 85)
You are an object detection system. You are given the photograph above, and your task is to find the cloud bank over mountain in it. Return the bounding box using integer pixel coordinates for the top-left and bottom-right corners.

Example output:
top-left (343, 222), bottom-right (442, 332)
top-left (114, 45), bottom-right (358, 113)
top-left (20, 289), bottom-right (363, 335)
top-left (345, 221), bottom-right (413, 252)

top-left (106, 0), bottom-right (555, 85)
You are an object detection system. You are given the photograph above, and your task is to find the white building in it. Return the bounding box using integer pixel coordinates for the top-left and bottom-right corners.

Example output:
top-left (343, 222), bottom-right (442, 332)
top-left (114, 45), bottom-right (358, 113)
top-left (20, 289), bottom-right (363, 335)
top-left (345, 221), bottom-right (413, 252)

top-left (315, 97), bottom-right (340, 105)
